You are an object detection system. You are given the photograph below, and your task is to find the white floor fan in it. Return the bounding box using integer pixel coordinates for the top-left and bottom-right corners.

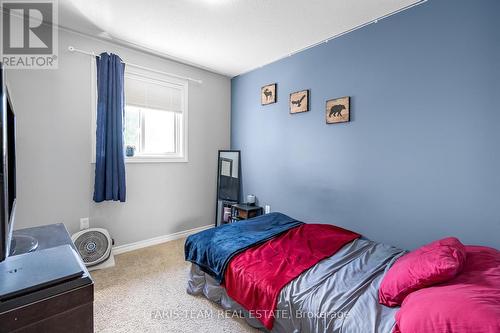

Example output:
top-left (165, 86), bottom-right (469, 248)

top-left (71, 228), bottom-right (115, 271)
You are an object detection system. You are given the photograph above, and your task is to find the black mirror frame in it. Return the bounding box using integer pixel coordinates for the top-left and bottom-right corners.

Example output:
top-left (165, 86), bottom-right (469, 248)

top-left (215, 150), bottom-right (241, 227)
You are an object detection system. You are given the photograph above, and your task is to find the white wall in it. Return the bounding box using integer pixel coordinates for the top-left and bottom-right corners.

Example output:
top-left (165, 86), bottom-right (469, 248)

top-left (6, 28), bottom-right (230, 246)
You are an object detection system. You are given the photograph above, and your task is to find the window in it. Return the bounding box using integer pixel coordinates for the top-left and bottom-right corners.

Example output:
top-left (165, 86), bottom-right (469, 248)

top-left (123, 72), bottom-right (188, 162)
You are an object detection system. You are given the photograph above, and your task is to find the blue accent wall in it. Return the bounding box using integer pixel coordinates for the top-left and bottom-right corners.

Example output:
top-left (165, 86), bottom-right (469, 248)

top-left (231, 0), bottom-right (500, 250)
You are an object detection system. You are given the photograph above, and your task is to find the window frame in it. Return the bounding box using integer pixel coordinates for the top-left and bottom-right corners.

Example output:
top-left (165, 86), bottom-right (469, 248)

top-left (91, 65), bottom-right (189, 164)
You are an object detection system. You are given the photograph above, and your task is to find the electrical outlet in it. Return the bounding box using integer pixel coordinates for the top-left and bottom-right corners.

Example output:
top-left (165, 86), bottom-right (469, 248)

top-left (80, 217), bottom-right (89, 230)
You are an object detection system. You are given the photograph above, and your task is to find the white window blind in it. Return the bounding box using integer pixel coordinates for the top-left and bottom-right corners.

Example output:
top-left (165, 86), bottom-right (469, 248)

top-left (125, 74), bottom-right (184, 113)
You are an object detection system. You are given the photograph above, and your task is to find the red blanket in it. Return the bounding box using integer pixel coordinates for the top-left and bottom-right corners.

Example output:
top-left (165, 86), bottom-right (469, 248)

top-left (223, 223), bottom-right (360, 329)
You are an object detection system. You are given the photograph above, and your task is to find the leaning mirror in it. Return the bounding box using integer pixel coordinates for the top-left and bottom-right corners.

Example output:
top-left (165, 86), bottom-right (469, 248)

top-left (215, 150), bottom-right (241, 226)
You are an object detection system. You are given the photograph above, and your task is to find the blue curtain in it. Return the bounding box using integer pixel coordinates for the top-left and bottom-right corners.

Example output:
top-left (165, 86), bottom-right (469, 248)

top-left (93, 53), bottom-right (126, 202)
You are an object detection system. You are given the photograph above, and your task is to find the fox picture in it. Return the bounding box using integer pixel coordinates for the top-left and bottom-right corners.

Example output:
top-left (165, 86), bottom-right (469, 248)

top-left (261, 83), bottom-right (277, 105)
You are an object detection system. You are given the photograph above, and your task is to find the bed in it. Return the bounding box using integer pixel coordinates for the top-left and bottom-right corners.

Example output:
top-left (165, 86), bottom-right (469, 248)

top-left (185, 213), bottom-right (500, 333)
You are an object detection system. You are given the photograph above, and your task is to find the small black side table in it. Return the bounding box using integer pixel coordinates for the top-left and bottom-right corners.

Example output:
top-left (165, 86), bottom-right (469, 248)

top-left (231, 204), bottom-right (263, 222)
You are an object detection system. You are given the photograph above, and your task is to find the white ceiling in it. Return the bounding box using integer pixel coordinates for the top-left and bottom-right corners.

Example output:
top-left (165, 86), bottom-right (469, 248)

top-left (59, 0), bottom-right (421, 77)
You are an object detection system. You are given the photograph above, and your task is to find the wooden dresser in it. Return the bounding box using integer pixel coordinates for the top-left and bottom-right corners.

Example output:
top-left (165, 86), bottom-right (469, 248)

top-left (0, 224), bottom-right (93, 333)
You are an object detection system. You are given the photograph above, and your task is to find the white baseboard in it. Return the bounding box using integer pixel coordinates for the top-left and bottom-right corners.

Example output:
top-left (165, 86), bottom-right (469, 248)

top-left (113, 224), bottom-right (213, 255)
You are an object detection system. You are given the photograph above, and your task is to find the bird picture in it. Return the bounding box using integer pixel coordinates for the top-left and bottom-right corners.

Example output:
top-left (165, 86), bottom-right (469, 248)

top-left (290, 90), bottom-right (309, 114)
top-left (291, 94), bottom-right (306, 107)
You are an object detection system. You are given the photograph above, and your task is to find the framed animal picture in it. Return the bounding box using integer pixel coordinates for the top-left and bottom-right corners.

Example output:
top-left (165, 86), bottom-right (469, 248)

top-left (289, 90), bottom-right (309, 114)
top-left (261, 83), bottom-right (277, 105)
top-left (326, 96), bottom-right (350, 124)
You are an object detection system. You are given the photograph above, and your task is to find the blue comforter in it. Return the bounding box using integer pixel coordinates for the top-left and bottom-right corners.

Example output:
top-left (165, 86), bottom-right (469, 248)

top-left (185, 212), bottom-right (303, 283)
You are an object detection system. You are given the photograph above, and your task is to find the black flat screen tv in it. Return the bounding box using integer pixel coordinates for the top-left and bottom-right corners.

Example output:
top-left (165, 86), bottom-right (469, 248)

top-left (0, 63), bottom-right (17, 262)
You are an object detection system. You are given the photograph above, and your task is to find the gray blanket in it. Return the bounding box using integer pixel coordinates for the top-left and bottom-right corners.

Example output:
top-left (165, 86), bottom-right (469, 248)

top-left (187, 238), bottom-right (406, 333)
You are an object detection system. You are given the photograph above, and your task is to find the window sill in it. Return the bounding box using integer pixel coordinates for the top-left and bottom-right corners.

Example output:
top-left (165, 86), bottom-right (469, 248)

top-left (90, 156), bottom-right (188, 164)
top-left (125, 156), bottom-right (188, 163)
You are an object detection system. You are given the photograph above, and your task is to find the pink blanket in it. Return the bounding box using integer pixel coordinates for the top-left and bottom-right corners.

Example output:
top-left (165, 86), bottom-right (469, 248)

top-left (394, 245), bottom-right (500, 333)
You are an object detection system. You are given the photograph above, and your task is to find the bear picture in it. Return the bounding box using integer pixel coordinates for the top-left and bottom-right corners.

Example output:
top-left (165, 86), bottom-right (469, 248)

top-left (326, 96), bottom-right (350, 124)
top-left (261, 83), bottom-right (277, 105)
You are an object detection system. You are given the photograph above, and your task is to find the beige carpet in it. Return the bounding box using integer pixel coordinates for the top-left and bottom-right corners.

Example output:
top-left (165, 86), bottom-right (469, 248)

top-left (91, 238), bottom-right (260, 333)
